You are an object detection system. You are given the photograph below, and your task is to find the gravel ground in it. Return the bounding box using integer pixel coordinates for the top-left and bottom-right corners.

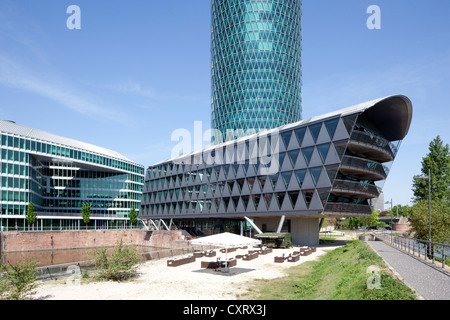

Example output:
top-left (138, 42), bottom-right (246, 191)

top-left (368, 241), bottom-right (450, 300)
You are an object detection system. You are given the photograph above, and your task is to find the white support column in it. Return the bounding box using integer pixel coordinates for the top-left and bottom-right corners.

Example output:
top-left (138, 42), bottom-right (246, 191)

top-left (244, 216), bottom-right (263, 234)
top-left (277, 215), bottom-right (286, 234)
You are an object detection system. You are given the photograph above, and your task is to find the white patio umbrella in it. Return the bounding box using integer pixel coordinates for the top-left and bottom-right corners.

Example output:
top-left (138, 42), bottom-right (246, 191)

top-left (190, 232), bottom-right (262, 270)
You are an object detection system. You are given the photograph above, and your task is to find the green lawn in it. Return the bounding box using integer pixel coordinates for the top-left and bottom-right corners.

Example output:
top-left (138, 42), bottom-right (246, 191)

top-left (240, 241), bottom-right (417, 300)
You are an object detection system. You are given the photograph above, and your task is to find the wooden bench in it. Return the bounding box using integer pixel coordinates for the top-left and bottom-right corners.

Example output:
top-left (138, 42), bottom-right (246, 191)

top-left (167, 255), bottom-right (195, 267)
top-left (201, 259), bottom-right (237, 269)
top-left (242, 253), bottom-right (259, 261)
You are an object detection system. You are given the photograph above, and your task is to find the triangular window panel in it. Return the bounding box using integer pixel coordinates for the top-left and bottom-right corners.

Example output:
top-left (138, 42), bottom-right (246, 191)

top-left (325, 165), bottom-right (340, 183)
top-left (342, 115), bottom-right (358, 135)
top-left (223, 197), bottom-right (230, 211)
top-left (281, 131), bottom-right (292, 149)
top-left (294, 169), bottom-right (307, 187)
top-left (277, 152), bottom-right (286, 170)
top-left (269, 173), bottom-right (279, 190)
top-left (288, 149), bottom-right (300, 167)
top-left (227, 180), bottom-right (234, 193)
top-left (324, 118), bottom-right (339, 140)
top-left (223, 164), bottom-right (230, 179)
top-left (232, 196), bottom-right (240, 211)
top-left (302, 146), bottom-right (314, 165)
top-left (213, 166), bottom-right (221, 179)
top-left (214, 198), bottom-right (221, 211)
top-left (317, 143), bottom-right (331, 163)
top-left (288, 190), bottom-right (300, 207)
top-left (236, 178), bottom-right (245, 193)
top-left (232, 163), bottom-right (239, 175)
top-left (294, 127), bottom-right (306, 146)
top-left (309, 123), bottom-right (322, 143)
top-left (317, 188), bottom-right (331, 207)
top-left (242, 195), bottom-right (249, 211)
top-left (281, 171), bottom-right (292, 188)
top-left (257, 176), bottom-right (266, 190)
top-left (276, 192), bottom-right (286, 209)
top-left (263, 193), bottom-right (273, 209)
top-left (333, 140), bottom-right (348, 160)
top-left (252, 194), bottom-right (260, 211)
top-left (247, 177), bottom-right (255, 192)
top-left (309, 167), bottom-right (323, 186)
top-left (302, 190), bottom-right (314, 209)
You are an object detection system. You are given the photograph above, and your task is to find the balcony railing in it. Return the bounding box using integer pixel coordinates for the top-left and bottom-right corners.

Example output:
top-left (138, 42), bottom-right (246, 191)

top-left (340, 155), bottom-right (388, 181)
top-left (324, 203), bottom-right (372, 216)
top-left (350, 130), bottom-right (397, 158)
top-left (331, 179), bottom-right (380, 199)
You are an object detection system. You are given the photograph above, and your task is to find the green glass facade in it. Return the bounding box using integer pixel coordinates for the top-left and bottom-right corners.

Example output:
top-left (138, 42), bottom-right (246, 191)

top-left (0, 121), bottom-right (144, 231)
top-left (211, 0), bottom-right (302, 143)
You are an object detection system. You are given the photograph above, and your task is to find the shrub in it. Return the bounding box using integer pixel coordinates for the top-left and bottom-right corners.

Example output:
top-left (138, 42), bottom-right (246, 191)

top-left (0, 259), bottom-right (39, 300)
top-left (92, 239), bottom-right (143, 282)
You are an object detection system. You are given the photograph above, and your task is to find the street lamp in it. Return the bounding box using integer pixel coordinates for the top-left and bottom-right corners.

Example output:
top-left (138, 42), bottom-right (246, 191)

top-left (385, 199), bottom-right (393, 242)
top-left (414, 168), bottom-right (432, 259)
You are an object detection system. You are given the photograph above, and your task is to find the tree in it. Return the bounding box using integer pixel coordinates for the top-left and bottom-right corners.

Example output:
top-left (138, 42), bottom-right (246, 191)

top-left (409, 199), bottom-right (450, 245)
top-left (367, 209), bottom-right (380, 229)
top-left (129, 206), bottom-right (138, 227)
top-left (81, 202), bottom-right (91, 230)
top-left (412, 135), bottom-right (450, 202)
top-left (25, 202), bottom-right (37, 227)
top-left (0, 259), bottom-right (39, 300)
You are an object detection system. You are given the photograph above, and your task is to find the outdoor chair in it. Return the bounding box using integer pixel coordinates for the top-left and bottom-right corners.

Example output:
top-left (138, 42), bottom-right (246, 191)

top-left (274, 254), bottom-right (285, 263)
top-left (287, 254), bottom-right (300, 262)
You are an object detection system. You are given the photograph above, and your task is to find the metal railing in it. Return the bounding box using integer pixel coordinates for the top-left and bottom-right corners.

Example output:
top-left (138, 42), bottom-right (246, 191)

top-left (324, 203), bottom-right (372, 215)
top-left (341, 155), bottom-right (388, 180)
top-left (378, 232), bottom-right (449, 272)
top-left (350, 131), bottom-right (397, 160)
top-left (332, 179), bottom-right (380, 198)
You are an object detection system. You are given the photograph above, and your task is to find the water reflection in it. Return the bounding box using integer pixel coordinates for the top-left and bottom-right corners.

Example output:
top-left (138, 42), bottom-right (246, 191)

top-left (0, 246), bottom-right (188, 268)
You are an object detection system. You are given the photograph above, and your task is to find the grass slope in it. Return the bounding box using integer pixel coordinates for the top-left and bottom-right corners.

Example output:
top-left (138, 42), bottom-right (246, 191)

top-left (242, 241), bottom-right (417, 300)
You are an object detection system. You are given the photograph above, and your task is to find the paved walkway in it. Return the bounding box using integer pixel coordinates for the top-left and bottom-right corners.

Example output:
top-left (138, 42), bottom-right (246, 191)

top-left (368, 241), bottom-right (450, 300)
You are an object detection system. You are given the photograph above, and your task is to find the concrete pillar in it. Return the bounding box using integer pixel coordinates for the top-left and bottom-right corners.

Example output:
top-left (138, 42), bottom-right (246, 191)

top-left (254, 216), bottom-right (320, 247)
top-left (290, 217), bottom-right (319, 247)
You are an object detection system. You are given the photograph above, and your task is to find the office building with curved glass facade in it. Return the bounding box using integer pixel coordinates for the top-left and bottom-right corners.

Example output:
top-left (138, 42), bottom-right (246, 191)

top-left (0, 120), bottom-right (144, 231)
top-left (211, 0), bottom-right (302, 143)
top-left (140, 95), bottom-right (412, 245)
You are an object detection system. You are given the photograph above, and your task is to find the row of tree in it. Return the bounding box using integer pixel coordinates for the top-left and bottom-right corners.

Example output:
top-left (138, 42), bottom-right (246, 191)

top-left (25, 202), bottom-right (139, 229)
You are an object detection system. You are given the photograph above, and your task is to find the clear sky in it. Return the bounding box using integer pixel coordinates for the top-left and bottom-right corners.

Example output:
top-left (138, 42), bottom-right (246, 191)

top-left (0, 0), bottom-right (449, 207)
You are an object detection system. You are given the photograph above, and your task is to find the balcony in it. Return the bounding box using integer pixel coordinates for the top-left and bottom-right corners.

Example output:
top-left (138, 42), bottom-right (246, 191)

top-left (339, 155), bottom-right (388, 181)
top-left (331, 179), bottom-right (380, 199)
top-left (347, 130), bottom-right (396, 162)
top-left (324, 203), bottom-right (372, 216)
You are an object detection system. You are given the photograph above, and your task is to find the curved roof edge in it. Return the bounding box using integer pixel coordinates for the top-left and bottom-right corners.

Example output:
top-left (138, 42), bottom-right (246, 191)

top-left (360, 95), bottom-right (413, 141)
top-left (151, 95), bottom-right (413, 166)
top-left (0, 120), bottom-right (141, 165)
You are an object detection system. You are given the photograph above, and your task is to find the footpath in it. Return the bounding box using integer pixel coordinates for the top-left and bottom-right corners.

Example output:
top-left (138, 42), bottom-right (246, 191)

top-left (367, 241), bottom-right (450, 300)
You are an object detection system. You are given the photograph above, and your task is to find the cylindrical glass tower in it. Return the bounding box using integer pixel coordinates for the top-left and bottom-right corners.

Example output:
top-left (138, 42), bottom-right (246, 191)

top-left (211, 0), bottom-right (302, 143)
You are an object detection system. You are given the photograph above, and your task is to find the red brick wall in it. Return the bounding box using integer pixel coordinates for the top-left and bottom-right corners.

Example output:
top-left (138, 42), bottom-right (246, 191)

top-left (1, 230), bottom-right (150, 253)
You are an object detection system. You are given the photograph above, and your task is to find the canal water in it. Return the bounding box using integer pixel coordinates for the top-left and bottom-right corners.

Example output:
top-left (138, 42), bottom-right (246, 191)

top-left (0, 246), bottom-right (192, 268)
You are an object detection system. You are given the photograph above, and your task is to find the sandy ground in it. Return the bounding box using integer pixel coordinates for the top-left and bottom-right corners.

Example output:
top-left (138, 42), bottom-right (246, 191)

top-left (34, 241), bottom-right (346, 300)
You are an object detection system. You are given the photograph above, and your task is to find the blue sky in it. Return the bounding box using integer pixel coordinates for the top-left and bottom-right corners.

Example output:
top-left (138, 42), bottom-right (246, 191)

top-left (0, 0), bottom-right (449, 207)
